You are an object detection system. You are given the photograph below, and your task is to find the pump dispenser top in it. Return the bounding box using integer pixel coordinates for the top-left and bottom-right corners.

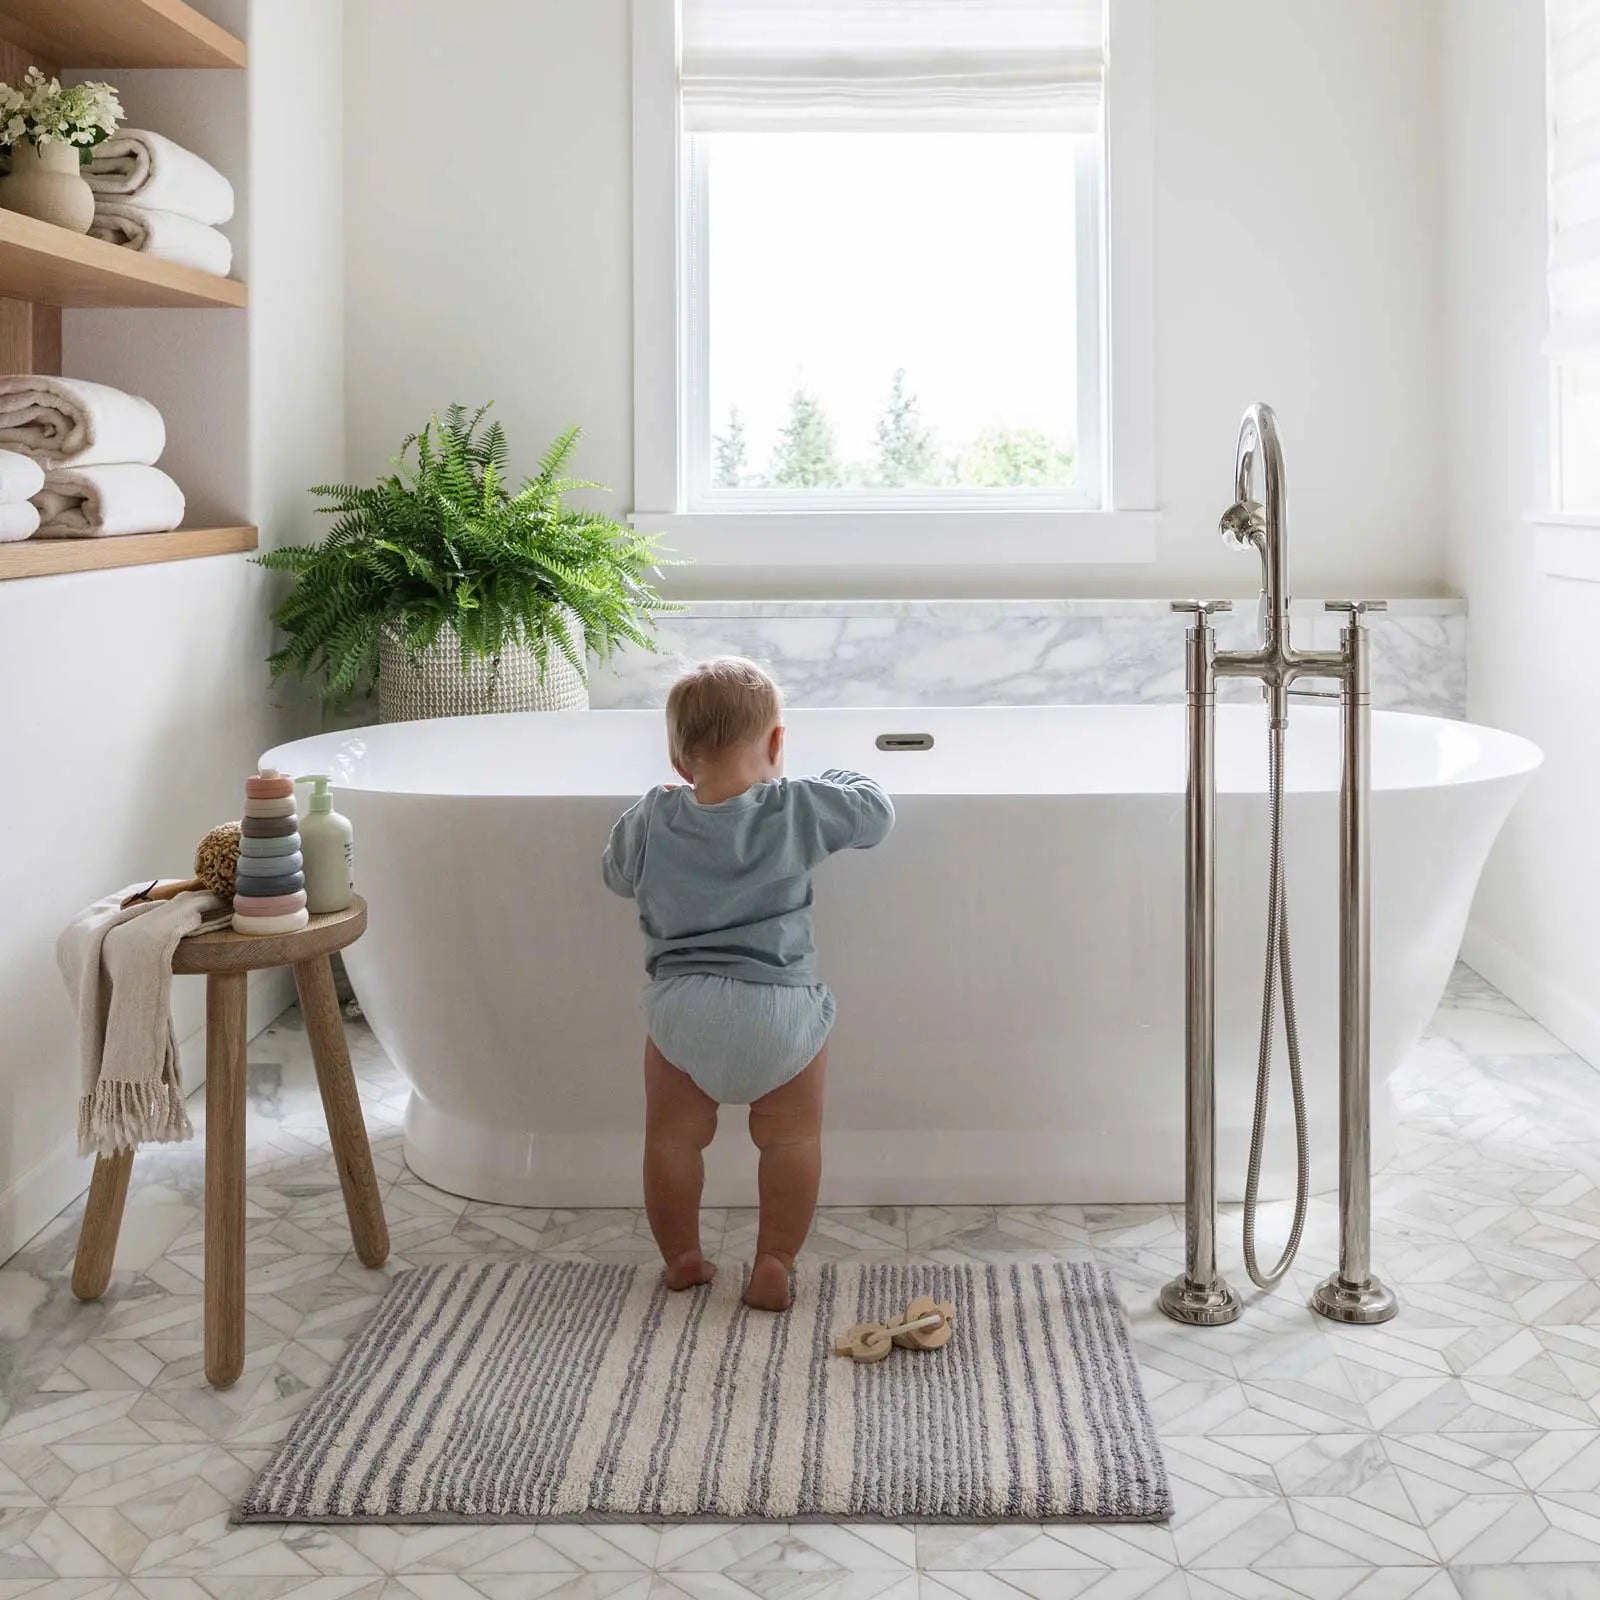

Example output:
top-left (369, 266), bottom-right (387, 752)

top-left (302, 774), bottom-right (335, 814)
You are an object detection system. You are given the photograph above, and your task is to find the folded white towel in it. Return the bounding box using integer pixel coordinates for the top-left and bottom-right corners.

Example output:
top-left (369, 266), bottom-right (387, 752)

top-left (90, 202), bottom-right (232, 276)
top-left (0, 501), bottom-right (39, 542)
top-left (58, 888), bottom-right (231, 1156)
top-left (0, 448), bottom-right (44, 503)
top-left (34, 464), bottom-right (185, 538)
top-left (86, 129), bottom-right (234, 225)
top-left (0, 376), bottom-right (165, 469)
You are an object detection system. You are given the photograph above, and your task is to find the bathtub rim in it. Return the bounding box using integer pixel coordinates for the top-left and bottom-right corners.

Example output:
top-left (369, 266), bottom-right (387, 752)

top-left (265, 704), bottom-right (1543, 804)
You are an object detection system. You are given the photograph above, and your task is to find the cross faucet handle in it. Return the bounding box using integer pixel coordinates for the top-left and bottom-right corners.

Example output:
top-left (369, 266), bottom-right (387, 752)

top-left (1169, 600), bottom-right (1234, 616)
top-left (1324, 600), bottom-right (1388, 616)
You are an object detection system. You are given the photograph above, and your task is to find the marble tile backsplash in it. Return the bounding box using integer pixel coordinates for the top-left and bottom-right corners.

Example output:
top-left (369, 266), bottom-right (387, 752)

top-left (591, 599), bottom-right (1467, 718)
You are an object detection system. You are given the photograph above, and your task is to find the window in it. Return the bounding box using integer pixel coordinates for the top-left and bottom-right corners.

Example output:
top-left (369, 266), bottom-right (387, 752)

top-left (1547, 0), bottom-right (1600, 515)
top-left (631, 0), bottom-right (1157, 563)
top-left (694, 129), bottom-right (1095, 505)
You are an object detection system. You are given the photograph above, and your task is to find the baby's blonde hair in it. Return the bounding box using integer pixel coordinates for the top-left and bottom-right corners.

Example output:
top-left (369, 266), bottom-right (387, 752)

top-left (665, 656), bottom-right (783, 770)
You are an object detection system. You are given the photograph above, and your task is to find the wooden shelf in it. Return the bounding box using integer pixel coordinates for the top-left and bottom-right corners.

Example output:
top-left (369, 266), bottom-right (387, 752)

top-left (0, 208), bottom-right (245, 309)
top-left (0, 524), bottom-right (256, 579)
top-left (0, 0), bottom-right (244, 70)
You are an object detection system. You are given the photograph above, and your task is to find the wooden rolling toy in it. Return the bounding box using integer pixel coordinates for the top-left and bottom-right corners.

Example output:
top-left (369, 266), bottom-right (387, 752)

top-left (833, 1295), bottom-right (956, 1363)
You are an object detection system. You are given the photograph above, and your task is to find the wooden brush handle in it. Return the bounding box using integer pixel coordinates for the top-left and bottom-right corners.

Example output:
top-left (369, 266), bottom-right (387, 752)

top-left (120, 878), bottom-right (202, 909)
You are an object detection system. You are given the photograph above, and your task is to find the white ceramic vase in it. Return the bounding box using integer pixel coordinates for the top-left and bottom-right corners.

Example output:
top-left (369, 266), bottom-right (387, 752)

top-left (0, 141), bottom-right (94, 233)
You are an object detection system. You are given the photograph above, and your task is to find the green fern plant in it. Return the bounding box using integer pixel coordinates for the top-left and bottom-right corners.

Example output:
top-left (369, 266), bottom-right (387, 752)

top-left (259, 404), bottom-right (673, 703)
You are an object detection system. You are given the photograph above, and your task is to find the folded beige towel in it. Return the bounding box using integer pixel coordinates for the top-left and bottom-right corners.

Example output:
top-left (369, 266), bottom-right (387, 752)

top-left (90, 202), bottom-right (232, 276)
top-left (34, 464), bottom-right (185, 537)
top-left (86, 129), bottom-right (234, 225)
top-left (0, 376), bottom-right (165, 469)
top-left (0, 447), bottom-right (44, 503)
top-left (58, 888), bottom-right (231, 1156)
top-left (0, 501), bottom-right (39, 542)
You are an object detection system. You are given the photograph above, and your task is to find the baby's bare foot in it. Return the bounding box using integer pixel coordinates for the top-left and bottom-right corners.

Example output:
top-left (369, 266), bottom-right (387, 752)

top-left (664, 1250), bottom-right (716, 1290)
top-left (743, 1253), bottom-right (793, 1311)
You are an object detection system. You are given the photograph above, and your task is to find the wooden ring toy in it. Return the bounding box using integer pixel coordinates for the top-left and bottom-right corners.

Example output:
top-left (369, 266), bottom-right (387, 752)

top-left (833, 1297), bottom-right (957, 1362)
top-left (890, 1295), bottom-right (955, 1350)
top-left (832, 1322), bottom-right (895, 1362)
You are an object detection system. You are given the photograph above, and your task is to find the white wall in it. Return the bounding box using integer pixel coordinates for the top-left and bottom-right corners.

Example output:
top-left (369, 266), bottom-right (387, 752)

top-left (246, 0), bottom-right (347, 739)
top-left (342, 0), bottom-right (1447, 601)
top-left (342, 0), bottom-right (633, 534)
top-left (0, 0), bottom-right (345, 1258)
top-left (1444, 0), bottom-right (1600, 1062)
top-left (1152, 0), bottom-right (1443, 603)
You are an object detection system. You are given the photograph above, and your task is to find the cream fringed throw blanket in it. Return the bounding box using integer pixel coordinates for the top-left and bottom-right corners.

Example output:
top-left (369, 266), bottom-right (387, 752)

top-left (58, 888), bottom-right (231, 1156)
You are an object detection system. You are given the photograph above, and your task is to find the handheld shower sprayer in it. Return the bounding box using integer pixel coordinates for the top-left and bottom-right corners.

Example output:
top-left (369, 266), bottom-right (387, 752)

top-left (1159, 403), bottom-right (1398, 1329)
top-left (1222, 420), bottom-right (1309, 1295)
top-left (1218, 498), bottom-right (1272, 663)
top-left (1213, 413), bottom-right (1312, 1297)
top-left (1218, 498), bottom-right (1266, 551)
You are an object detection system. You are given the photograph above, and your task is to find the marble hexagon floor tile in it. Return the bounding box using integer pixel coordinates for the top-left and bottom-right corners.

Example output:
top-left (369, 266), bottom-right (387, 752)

top-left (3, 966), bottom-right (1600, 1594)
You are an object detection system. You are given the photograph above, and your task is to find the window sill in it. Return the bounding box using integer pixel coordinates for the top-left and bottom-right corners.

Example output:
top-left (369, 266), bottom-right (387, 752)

top-left (627, 508), bottom-right (1160, 567)
top-left (1527, 511), bottom-right (1600, 583)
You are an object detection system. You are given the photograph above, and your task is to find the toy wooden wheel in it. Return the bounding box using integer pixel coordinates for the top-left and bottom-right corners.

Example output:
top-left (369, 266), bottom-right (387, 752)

top-left (891, 1295), bottom-right (955, 1350)
top-left (833, 1322), bottom-right (894, 1362)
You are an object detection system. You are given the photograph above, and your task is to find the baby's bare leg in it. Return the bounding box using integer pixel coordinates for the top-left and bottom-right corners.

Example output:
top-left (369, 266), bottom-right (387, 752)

top-left (644, 1038), bottom-right (719, 1288)
top-left (744, 1047), bottom-right (827, 1311)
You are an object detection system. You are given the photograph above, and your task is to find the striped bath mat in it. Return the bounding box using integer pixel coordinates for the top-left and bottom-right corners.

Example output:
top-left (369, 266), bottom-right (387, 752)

top-left (238, 1259), bottom-right (1170, 1523)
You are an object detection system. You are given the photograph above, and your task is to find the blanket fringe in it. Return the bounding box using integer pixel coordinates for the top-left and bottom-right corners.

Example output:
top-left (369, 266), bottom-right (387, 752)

top-left (77, 1078), bottom-right (194, 1158)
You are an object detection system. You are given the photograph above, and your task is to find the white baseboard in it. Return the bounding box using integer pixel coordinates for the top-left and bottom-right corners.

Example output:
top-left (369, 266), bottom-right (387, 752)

top-left (0, 967), bottom-right (300, 1265)
top-left (0, 1133), bottom-right (95, 1267)
top-left (1461, 921), bottom-right (1600, 1068)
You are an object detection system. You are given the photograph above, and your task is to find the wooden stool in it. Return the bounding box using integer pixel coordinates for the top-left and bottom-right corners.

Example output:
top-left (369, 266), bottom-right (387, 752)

top-left (71, 897), bottom-right (389, 1388)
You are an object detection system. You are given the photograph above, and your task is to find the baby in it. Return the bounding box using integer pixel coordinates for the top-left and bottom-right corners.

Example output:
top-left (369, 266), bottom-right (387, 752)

top-left (602, 657), bottom-right (894, 1311)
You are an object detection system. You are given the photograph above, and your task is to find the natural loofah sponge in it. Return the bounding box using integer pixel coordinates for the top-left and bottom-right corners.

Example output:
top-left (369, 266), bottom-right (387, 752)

top-left (194, 821), bottom-right (242, 899)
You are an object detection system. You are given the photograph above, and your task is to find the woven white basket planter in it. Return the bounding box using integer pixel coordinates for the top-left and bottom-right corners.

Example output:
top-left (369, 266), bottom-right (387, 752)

top-left (376, 618), bottom-right (589, 722)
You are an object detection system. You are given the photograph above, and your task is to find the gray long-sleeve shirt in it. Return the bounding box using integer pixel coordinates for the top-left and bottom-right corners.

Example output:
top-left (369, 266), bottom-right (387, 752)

top-left (602, 768), bottom-right (895, 985)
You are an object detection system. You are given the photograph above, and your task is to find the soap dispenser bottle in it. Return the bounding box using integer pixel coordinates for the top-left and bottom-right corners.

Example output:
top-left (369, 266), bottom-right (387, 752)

top-left (297, 775), bottom-right (354, 913)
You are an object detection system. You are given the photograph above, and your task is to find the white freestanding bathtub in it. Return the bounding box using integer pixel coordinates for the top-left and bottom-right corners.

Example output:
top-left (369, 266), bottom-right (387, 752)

top-left (266, 704), bottom-right (1539, 1206)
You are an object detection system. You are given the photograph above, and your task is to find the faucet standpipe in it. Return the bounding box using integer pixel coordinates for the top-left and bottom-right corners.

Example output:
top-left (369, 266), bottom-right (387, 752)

top-left (1156, 596), bottom-right (1244, 1328)
top-left (1311, 600), bottom-right (1399, 1325)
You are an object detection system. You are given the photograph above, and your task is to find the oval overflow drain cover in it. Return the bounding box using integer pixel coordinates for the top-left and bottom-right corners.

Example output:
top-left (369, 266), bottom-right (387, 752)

top-left (875, 732), bottom-right (935, 751)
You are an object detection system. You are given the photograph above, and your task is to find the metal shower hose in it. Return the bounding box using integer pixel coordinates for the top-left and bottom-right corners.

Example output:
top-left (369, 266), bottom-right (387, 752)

top-left (1242, 718), bottom-right (1311, 1290)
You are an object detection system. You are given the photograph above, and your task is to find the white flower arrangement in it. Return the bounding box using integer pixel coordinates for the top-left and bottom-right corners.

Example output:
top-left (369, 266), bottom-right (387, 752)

top-left (0, 67), bottom-right (121, 157)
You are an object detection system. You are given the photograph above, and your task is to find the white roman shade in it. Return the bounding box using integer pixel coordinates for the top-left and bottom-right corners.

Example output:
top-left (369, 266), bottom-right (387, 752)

top-left (1548, 0), bottom-right (1600, 360)
top-left (680, 0), bottom-right (1106, 131)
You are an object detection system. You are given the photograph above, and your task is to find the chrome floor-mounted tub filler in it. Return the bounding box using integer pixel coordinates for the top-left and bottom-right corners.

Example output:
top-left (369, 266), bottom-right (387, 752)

top-left (1160, 402), bottom-right (1399, 1329)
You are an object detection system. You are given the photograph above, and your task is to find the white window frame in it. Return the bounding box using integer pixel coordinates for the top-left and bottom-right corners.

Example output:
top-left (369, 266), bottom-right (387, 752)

top-left (630, 0), bottom-right (1157, 567)
top-left (1531, 0), bottom-right (1600, 581)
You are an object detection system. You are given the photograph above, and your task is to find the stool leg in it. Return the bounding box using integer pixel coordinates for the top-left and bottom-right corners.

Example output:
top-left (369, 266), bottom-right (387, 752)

top-left (72, 1148), bottom-right (134, 1301)
top-left (294, 955), bottom-right (389, 1268)
top-left (204, 971), bottom-right (248, 1388)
